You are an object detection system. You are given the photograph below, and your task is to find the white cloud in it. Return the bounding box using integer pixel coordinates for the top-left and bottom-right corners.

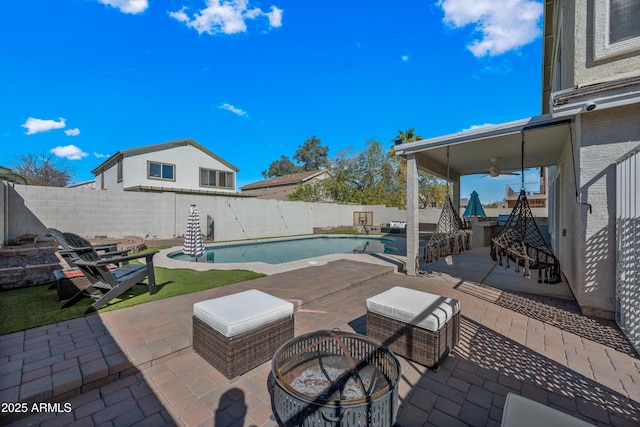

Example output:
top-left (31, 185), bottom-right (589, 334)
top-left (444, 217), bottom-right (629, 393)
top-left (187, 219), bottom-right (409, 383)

top-left (94, 152), bottom-right (110, 158)
top-left (21, 117), bottom-right (66, 135)
top-left (265, 6), bottom-right (283, 27)
top-left (401, 55), bottom-right (410, 62)
top-left (65, 128), bottom-right (80, 136)
top-left (438, 0), bottom-right (543, 57)
top-left (98, 0), bottom-right (148, 14)
top-left (218, 103), bottom-right (248, 117)
top-left (169, 1), bottom-right (283, 35)
top-left (463, 123), bottom-right (494, 131)
top-left (50, 145), bottom-right (89, 161)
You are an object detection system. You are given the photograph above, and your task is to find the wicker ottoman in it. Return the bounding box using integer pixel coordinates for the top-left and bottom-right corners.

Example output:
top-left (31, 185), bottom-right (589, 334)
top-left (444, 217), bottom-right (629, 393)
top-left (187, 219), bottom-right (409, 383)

top-left (366, 286), bottom-right (460, 371)
top-left (193, 289), bottom-right (295, 379)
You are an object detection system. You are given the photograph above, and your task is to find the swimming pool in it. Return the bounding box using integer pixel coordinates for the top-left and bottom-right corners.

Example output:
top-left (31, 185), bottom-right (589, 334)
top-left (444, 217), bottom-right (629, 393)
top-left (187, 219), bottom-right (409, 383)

top-left (169, 236), bottom-right (400, 264)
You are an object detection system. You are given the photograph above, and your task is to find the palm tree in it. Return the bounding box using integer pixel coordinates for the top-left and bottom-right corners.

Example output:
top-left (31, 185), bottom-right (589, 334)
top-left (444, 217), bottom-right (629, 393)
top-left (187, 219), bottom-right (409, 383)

top-left (392, 128), bottom-right (423, 146)
top-left (0, 166), bottom-right (27, 184)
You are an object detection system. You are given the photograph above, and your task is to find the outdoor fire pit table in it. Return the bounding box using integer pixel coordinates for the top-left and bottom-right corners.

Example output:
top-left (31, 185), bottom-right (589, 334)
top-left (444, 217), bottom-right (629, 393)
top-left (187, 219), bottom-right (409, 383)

top-left (271, 330), bottom-right (400, 427)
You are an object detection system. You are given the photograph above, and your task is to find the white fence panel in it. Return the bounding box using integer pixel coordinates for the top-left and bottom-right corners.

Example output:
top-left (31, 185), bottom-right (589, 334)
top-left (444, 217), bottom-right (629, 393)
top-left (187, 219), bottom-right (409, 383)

top-left (615, 146), bottom-right (640, 354)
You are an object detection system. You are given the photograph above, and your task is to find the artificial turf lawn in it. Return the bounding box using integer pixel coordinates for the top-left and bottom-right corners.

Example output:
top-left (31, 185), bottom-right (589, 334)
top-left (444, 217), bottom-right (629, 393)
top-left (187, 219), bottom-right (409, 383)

top-left (0, 266), bottom-right (264, 335)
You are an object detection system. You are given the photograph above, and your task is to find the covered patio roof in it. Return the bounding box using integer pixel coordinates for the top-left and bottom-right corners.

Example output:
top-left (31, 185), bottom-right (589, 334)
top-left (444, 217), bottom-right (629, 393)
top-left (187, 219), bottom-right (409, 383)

top-left (394, 114), bottom-right (573, 178)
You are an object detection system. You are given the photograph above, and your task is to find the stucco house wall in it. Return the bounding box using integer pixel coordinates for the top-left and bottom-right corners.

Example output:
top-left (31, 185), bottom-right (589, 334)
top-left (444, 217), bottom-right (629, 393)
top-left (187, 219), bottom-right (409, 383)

top-left (576, 105), bottom-right (640, 316)
top-left (574, 0), bottom-right (640, 86)
top-left (121, 144), bottom-right (236, 192)
top-left (99, 163), bottom-right (124, 191)
top-left (546, 0), bottom-right (640, 318)
top-left (93, 139), bottom-right (238, 194)
top-left (549, 133), bottom-right (582, 302)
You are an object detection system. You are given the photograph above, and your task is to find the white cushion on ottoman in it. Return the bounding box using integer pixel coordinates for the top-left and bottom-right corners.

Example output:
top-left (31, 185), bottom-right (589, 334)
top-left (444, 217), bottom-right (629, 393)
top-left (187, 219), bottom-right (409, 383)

top-left (366, 286), bottom-right (459, 332)
top-left (193, 289), bottom-right (294, 337)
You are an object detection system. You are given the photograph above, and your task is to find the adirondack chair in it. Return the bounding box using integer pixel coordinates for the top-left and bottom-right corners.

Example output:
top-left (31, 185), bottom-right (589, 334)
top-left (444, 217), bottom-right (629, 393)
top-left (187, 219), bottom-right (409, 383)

top-left (61, 232), bottom-right (159, 314)
top-left (48, 228), bottom-right (129, 268)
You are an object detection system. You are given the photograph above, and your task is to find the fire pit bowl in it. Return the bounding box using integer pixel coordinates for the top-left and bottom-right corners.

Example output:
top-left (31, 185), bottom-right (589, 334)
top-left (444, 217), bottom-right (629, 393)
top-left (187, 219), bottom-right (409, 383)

top-left (271, 330), bottom-right (400, 426)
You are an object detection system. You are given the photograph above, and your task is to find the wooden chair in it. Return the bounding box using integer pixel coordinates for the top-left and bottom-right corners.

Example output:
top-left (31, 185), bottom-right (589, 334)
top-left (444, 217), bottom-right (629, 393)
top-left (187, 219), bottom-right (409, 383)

top-left (61, 232), bottom-right (159, 314)
top-left (48, 228), bottom-right (128, 268)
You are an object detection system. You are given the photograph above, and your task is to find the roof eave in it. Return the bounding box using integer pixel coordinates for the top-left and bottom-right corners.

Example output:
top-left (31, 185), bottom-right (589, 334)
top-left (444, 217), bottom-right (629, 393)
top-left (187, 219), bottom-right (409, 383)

top-left (394, 115), bottom-right (568, 156)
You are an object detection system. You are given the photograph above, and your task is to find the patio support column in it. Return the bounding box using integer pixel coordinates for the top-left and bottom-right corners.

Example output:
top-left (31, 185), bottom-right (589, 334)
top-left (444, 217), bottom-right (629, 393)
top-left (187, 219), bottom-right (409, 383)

top-left (452, 179), bottom-right (461, 213)
top-left (406, 154), bottom-right (419, 275)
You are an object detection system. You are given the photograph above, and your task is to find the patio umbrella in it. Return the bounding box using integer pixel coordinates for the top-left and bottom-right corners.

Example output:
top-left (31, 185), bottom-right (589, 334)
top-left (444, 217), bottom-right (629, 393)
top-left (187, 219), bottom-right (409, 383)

top-left (183, 204), bottom-right (205, 262)
top-left (463, 191), bottom-right (486, 218)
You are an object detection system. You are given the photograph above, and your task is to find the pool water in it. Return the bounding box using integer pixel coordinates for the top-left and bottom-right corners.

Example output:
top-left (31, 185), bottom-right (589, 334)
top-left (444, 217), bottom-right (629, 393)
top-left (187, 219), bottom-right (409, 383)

top-left (169, 236), bottom-right (399, 264)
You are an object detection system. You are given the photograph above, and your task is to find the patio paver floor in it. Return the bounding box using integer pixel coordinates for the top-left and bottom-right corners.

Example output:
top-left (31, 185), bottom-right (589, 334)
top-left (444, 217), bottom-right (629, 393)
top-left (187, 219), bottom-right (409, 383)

top-left (1, 248), bottom-right (639, 426)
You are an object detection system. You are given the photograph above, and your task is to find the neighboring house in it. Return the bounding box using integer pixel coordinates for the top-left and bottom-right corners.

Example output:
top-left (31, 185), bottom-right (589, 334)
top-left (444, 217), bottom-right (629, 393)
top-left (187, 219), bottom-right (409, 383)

top-left (91, 138), bottom-right (239, 194)
top-left (240, 170), bottom-right (332, 201)
top-left (67, 180), bottom-right (96, 190)
top-left (396, 0), bottom-right (640, 349)
top-left (504, 168), bottom-right (549, 209)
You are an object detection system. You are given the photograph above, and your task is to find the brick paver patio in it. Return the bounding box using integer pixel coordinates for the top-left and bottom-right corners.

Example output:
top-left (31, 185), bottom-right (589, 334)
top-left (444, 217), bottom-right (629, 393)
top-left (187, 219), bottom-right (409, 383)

top-left (1, 248), bottom-right (639, 426)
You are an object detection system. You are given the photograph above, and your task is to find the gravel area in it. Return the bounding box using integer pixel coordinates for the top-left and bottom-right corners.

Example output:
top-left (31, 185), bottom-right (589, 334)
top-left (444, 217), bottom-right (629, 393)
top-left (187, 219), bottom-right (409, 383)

top-left (0, 252), bottom-right (60, 269)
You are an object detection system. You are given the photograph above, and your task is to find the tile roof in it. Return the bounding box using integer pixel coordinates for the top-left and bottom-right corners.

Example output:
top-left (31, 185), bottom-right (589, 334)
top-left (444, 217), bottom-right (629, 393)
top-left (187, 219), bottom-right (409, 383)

top-left (240, 170), bottom-right (328, 190)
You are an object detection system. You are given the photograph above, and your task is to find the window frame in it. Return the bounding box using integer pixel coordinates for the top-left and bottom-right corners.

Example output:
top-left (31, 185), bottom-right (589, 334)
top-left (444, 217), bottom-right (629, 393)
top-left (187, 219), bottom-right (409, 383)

top-left (594, 0), bottom-right (640, 60)
top-left (199, 168), bottom-right (217, 188)
top-left (199, 167), bottom-right (235, 189)
top-left (116, 159), bottom-right (123, 183)
top-left (147, 161), bottom-right (176, 182)
top-left (218, 171), bottom-right (234, 189)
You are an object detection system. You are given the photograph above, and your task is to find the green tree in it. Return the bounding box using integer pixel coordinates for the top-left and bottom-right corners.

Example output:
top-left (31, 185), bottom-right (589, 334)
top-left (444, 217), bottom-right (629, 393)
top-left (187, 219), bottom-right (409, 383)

top-left (392, 128), bottom-right (422, 147)
top-left (293, 135), bottom-right (329, 171)
top-left (12, 152), bottom-right (72, 186)
top-left (0, 166), bottom-right (27, 184)
top-left (418, 174), bottom-right (448, 208)
top-left (324, 140), bottom-right (403, 207)
top-left (287, 182), bottom-right (325, 202)
top-left (261, 155), bottom-right (301, 179)
top-left (391, 128), bottom-right (447, 209)
top-left (262, 136), bottom-right (330, 179)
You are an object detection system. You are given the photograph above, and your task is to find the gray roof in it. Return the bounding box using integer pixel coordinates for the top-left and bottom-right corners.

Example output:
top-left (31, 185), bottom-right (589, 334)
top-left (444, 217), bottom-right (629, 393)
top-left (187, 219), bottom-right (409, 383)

top-left (91, 138), bottom-right (240, 175)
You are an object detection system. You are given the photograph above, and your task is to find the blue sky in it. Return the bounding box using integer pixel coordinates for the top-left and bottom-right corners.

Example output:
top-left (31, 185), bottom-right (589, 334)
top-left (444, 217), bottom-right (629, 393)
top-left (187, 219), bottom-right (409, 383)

top-left (1, 0), bottom-right (545, 204)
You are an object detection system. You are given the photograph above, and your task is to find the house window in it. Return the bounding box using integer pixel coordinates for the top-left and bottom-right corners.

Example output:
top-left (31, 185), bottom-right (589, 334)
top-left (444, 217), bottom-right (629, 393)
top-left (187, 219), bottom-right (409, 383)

top-left (148, 161), bottom-right (175, 181)
top-left (200, 168), bottom-right (217, 187)
top-left (594, 0), bottom-right (640, 60)
top-left (219, 171), bottom-right (234, 189)
top-left (117, 159), bottom-right (123, 183)
top-left (609, 0), bottom-right (640, 43)
top-left (199, 168), bottom-right (234, 189)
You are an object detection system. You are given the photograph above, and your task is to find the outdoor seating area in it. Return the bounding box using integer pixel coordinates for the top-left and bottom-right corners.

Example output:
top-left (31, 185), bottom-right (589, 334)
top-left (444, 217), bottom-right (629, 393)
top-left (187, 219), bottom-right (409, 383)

top-left (48, 228), bottom-right (126, 268)
top-left (56, 232), bottom-right (159, 314)
top-left (1, 248), bottom-right (639, 426)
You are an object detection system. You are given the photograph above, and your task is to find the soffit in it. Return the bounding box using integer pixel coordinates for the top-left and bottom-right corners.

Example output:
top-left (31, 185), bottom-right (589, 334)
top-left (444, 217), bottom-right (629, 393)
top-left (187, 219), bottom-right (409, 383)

top-left (394, 115), bottom-right (572, 178)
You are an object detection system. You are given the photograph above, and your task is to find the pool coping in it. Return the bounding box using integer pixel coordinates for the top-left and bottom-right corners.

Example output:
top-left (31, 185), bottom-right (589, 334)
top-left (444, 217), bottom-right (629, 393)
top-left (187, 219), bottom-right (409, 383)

top-left (154, 234), bottom-right (407, 275)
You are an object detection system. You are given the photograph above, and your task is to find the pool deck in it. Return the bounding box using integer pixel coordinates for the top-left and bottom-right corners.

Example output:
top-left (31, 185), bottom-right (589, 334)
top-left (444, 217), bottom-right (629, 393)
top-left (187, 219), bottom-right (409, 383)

top-left (1, 247), bottom-right (639, 426)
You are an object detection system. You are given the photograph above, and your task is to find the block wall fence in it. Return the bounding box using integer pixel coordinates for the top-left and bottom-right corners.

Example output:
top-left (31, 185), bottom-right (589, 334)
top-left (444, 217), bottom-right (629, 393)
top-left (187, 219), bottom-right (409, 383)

top-left (2, 183), bottom-right (446, 244)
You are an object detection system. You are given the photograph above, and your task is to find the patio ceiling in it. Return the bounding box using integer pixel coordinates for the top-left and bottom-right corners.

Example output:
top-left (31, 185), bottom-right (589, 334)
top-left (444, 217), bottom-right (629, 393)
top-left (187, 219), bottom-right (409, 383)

top-left (394, 115), bottom-right (573, 179)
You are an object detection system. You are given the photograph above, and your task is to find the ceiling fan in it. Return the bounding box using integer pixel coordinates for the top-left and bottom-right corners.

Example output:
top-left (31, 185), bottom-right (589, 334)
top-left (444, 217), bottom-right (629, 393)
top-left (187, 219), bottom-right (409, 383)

top-left (485, 158), bottom-right (520, 177)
